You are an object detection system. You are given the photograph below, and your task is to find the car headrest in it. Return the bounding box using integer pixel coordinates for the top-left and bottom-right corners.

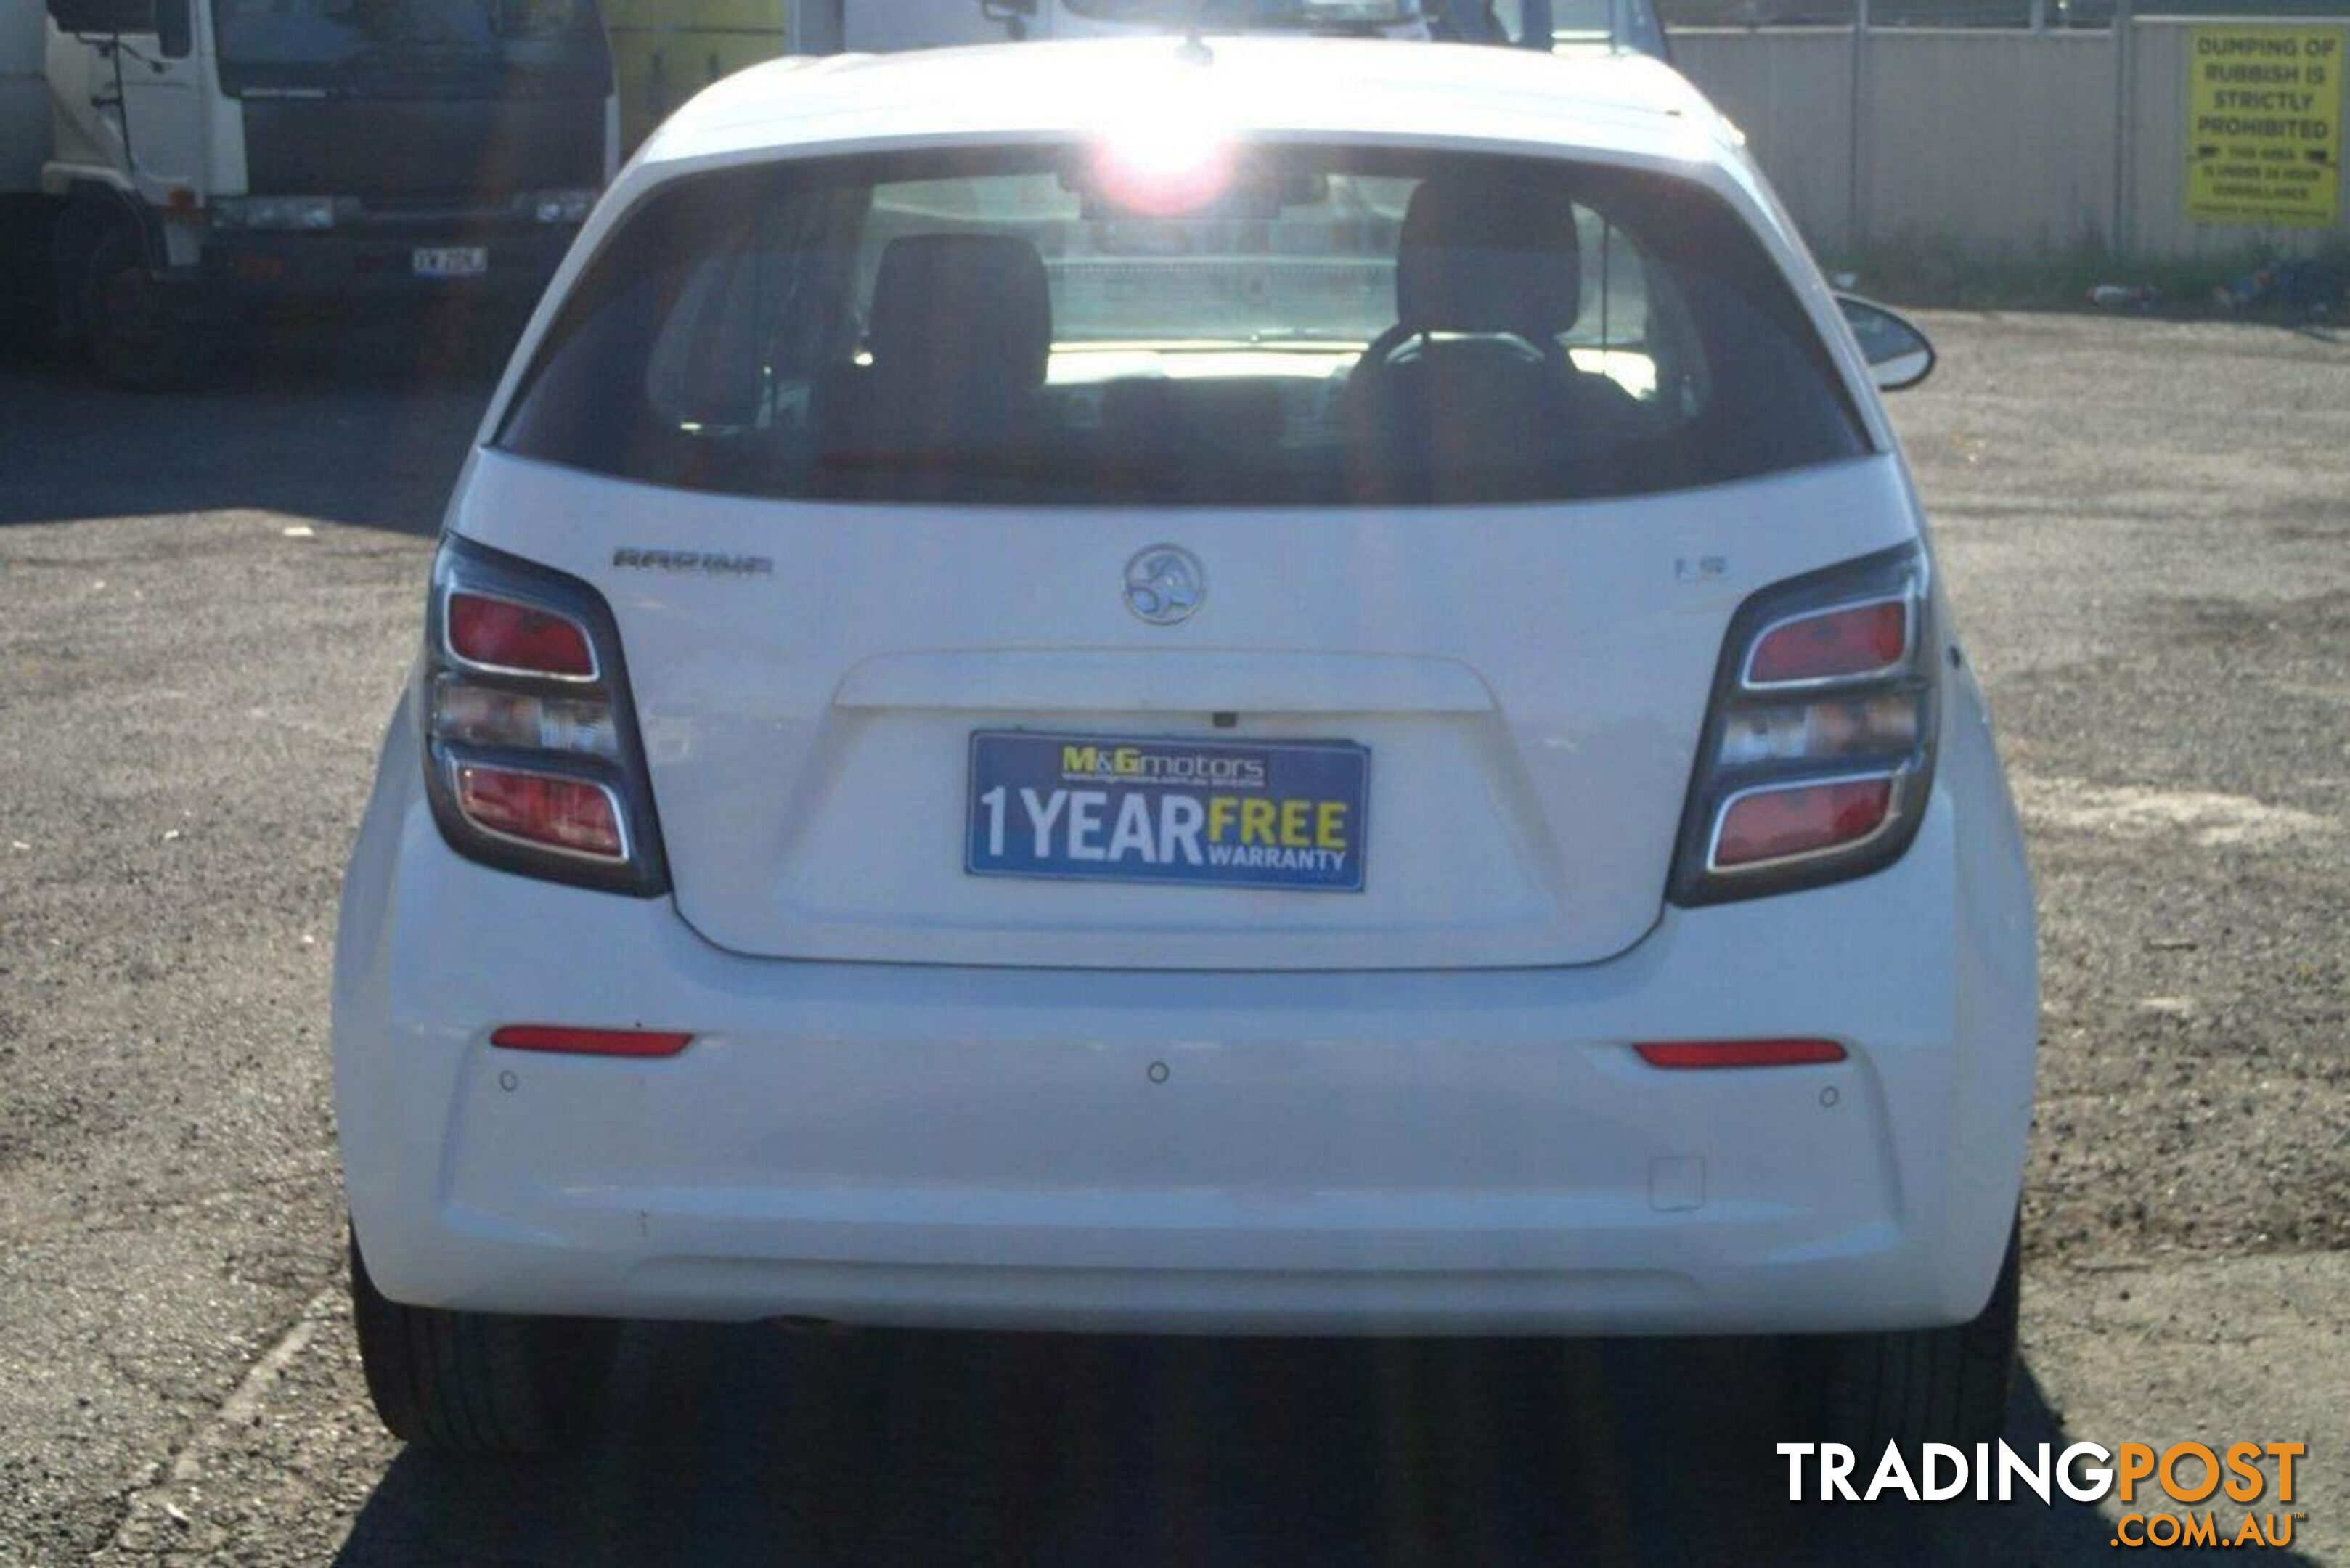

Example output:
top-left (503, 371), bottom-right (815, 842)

top-left (1395, 176), bottom-right (1580, 339)
top-left (868, 233), bottom-right (1052, 393)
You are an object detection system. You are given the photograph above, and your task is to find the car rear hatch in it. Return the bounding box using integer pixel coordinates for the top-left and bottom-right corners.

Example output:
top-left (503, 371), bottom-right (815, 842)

top-left (465, 136), bottom-right (1898, 969)
top-left (452, 451), bottom-right (1914, 969)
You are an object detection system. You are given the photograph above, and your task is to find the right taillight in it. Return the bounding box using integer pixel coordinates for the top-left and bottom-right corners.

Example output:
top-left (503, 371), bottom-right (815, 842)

top-left (420, 536), bottom-right (668, 895)
top-left (445, 592), bottom-right (597, 679)
top-left (1670, 542), bottom-right (1938, 905)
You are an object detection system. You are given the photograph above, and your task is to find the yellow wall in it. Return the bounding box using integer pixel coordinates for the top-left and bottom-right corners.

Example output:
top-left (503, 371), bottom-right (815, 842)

top-left (608, 0), bottom-right (791, 151)
top-left (605, 0), bottom-right (786, 25)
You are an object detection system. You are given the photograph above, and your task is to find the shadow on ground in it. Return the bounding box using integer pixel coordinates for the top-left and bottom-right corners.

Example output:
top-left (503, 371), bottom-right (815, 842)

top-left (336, 1329), bottom-right (2235, 1567)
top-left (0, 303), bottom-right (515, 533)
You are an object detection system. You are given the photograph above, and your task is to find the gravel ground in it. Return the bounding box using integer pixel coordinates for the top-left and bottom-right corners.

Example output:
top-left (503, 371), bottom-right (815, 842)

top-left (0, 311), bottom-right (2344, 1564)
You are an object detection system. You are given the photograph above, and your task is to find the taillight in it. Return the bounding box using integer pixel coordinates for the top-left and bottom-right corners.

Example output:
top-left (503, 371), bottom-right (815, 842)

top-left (420, 537), bottom-right (668, 894)
top-left (446, 592), bottom-right (597, 679)
top-left (1744, 598), bottom-right (1908, 687)
top-left (1670, 543), bottom-right (1936, 905)
top-left (1711, 776), bottom-right (1893, 868)
top-left (454, 764), bottom-right (627, 860)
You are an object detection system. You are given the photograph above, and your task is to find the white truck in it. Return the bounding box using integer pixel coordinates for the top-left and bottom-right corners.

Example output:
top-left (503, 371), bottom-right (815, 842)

top-left (611, 2), bottom-right (1465, 154)
top-left (611, 3), bottom-right (1668, 163)
top-left (806, 1), bottom-right (1665, 57)
top-left (4, 0), bottom-right (619, 387)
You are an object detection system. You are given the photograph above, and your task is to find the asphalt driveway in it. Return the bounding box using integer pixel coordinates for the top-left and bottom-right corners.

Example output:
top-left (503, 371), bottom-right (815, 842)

top-left (1, 309), bottom-right (2343, 1564)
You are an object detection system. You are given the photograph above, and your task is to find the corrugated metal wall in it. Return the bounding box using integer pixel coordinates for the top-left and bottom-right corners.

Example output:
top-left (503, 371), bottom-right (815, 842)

top-left (1676, 29), bottom-right (1860, 242)
top-left (1676, 20), bottom-right (2350, 261)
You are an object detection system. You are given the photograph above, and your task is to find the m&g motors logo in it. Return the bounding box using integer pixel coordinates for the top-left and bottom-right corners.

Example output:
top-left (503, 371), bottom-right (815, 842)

top-left (1778, 1440), bottom-right (2307, 1550)
top-left (1058, 743), bottom-right (1265, 788)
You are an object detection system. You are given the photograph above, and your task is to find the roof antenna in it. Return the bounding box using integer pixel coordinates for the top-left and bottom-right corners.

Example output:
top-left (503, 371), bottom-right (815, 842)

top-left (1177, 0), bottom-right (1212, 62)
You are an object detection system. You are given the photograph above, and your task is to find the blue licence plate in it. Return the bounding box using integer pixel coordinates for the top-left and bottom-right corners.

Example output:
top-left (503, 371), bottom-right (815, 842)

top-left (966, 730), bottom-right (1368, 893)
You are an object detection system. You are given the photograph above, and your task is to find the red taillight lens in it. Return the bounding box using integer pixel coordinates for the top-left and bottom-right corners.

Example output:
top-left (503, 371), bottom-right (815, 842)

top-left (447, 592), bottom-right (596, 678)
top-left (491, 1025), bottom-right (694, 1057)
top-left (455, 764), bottom-right (625, 859)
top-left (1635, 1038), bottom-right (1847, 1069)
top-left (1745, 600), bottom-right (1906, 686)
top-left (1712, 777), bottom-right (1893, 869)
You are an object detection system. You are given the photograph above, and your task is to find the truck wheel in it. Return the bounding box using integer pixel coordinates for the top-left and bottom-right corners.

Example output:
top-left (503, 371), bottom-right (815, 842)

top-left (79, 223), bottom-right (201, 391)
top-left (348, 1230), bottom-right (618, 1455)
top-left (1795, 1217), bottom-right (2021, 1454)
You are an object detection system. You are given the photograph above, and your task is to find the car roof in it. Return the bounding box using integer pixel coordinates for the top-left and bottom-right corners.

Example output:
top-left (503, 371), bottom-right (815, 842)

top-left (635, 37), bottom-right (1737, 176)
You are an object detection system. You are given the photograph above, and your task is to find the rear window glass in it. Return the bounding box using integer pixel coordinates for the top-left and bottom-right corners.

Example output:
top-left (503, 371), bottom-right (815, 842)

top-left (497, 146), bottom-right (1867, 506)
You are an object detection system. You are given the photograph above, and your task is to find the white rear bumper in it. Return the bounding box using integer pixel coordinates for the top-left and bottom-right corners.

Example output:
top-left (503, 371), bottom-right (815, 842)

top-left (333, 688), bottom-right (2035, 1336)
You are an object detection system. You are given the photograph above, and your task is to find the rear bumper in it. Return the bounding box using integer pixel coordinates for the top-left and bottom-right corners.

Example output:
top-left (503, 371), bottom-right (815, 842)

top-left (334, 685), bottom-right (2037, 1336)
top-left (201, 224), bottom-right (574, 302)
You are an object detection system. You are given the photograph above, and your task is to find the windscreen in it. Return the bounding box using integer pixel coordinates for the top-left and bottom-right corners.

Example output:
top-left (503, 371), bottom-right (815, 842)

top-left (1064, 1), bottom-right (1423, 23)
top-left (214, 0), bottom-right (609, 83)
top-left (498, 146), bottom-right (1867, 507)
top-left (1429, 2), bottom-right (1671, 61)
top-left (1488, 0), bottom-right (1620, 44)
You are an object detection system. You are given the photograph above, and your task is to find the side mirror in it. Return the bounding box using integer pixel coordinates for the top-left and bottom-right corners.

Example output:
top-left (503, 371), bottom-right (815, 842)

top-left (155, 0), bottom-right (192, 57)
top-left (47, 0), bottom-right (160, 34)
top-left (1837, 294), bottom-right (1935, 393)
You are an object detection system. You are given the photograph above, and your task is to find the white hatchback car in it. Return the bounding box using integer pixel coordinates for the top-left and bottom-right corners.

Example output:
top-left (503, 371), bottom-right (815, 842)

top-left (334, 37), bottom-right (2037, 1455)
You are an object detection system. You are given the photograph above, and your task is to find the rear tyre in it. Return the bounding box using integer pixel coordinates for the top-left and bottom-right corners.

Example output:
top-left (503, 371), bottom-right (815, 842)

top-left (348, 1230), bottom-right (618, 1455)
top-left (1798, 1217), bottom-right (2021, 1453)
top-left (79, 222), bottom-right (203, 391)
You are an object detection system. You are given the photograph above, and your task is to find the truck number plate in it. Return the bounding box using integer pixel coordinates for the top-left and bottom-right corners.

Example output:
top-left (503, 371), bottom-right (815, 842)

top-left (412, 247), bottom-right (488, 279)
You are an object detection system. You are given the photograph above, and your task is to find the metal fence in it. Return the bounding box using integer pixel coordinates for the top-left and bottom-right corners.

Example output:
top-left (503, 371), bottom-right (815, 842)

top-left (1673, 15), bottom-right (2350, 261)
top-left (1661, 0), bottom-right (2350, 33)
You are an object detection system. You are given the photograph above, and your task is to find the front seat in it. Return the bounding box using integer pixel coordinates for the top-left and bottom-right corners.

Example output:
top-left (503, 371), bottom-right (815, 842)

top-left (1344, 173), bottom-right (1637, 496)
top-left (822, 232), bottom-right (1053, 462)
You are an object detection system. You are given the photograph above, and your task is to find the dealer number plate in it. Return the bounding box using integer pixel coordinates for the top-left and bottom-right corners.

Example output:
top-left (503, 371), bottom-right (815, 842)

top-left (412, 246), bottom-right (488, 279)
top-left (966, 731), bottom-right (1368, 893)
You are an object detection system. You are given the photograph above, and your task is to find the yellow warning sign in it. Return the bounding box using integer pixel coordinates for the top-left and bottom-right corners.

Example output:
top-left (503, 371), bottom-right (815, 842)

top-left (2185, 26), bottom-right (2343, 228)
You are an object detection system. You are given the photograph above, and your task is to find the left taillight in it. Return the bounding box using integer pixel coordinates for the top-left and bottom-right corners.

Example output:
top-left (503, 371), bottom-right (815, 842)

top-left (1670, 542), bottom-right (1938, 905)
top-left (420, 536), bottom-right (668, 895)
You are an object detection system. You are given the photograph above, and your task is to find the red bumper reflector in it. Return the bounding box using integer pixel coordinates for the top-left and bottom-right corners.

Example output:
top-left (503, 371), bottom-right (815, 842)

top-left (1714, 777), bottom-right (1892, 867)
top-left (491, 1025), bottom-right (693, 1058)
top-left (1636, 1038), bottom-right (1847, 1069)
top-left (448, 591), bottom-right (596, 677)
top-left (1747, 600), bottom-right (1907, 684)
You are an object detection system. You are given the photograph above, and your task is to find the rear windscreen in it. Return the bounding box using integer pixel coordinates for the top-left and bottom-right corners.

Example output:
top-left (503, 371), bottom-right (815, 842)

top-left (497, 146), bottom-right (1868, 506)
